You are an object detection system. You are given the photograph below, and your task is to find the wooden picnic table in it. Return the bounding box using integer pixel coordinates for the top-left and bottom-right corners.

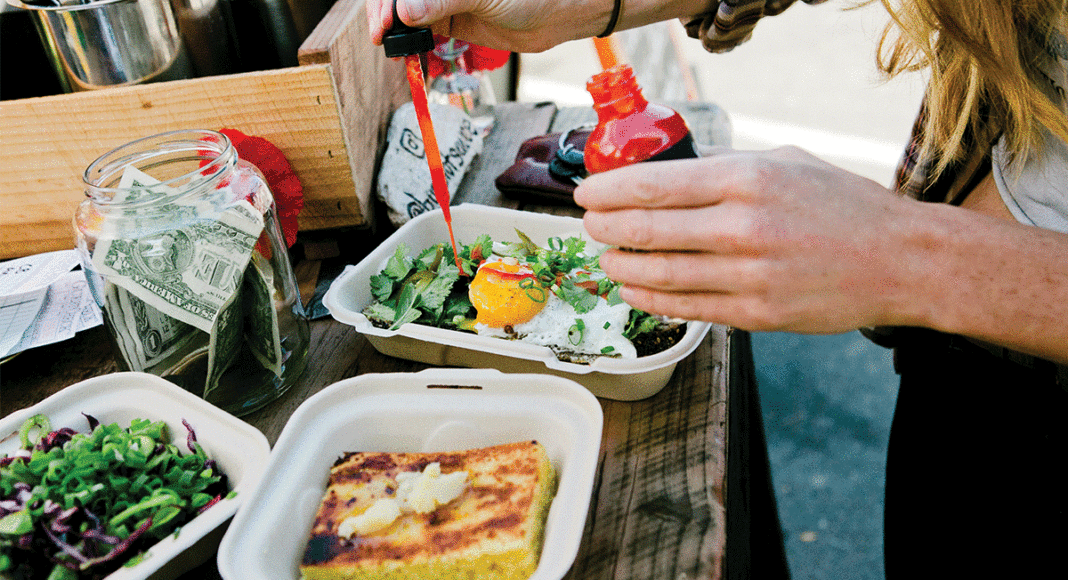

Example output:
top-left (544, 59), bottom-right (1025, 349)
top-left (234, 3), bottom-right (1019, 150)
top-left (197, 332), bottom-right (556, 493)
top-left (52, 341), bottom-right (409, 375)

top-left (0, 102), bottom-right (784, 580)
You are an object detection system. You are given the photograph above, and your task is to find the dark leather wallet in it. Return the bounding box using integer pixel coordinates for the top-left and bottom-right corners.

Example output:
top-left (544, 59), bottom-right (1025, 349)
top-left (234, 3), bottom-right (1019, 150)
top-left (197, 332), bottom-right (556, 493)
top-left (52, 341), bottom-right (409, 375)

top-left (495, 127), bottom-right (592, 206)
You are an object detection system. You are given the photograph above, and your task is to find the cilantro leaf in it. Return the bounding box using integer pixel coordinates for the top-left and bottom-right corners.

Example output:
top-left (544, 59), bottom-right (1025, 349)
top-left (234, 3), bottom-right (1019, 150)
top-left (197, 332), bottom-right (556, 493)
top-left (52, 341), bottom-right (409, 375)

top-left (624, 309), bottom-right (662, 339)
top-left (364, 302), bottom-right (398, 324)
top-left (557, 280), bottom-right (599, 314)
top-left (393, 307), bottom-right (423, 329)
top-left (420, 261), bottom-right (460, 311)
top-left (415, 244), bottom-right (444, 271)
top-left (563, 236), bottom-right (586, 258)
top-left (389, 283), bottom-right (422, 330)
top-left (382, 244), bottom-right (414, 280)
top-left (369, 273), bottom-right (396, 303)
top-left (443, 290), bottom-right (474, 323)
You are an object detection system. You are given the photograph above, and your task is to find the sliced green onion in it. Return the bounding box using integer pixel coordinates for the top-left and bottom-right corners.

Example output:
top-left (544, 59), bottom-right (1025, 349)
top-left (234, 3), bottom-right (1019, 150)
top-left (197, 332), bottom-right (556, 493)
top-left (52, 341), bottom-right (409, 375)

top-left (0, 510), bottom-right (33, 536)
top-left (524, 287), bottom-right (547, 303)
top-left (568, 318), bottom-right (586, 346)
top-left (18, 414), bottom-right (50, 448)
top-left (518, 277), bottom-right (548, 303)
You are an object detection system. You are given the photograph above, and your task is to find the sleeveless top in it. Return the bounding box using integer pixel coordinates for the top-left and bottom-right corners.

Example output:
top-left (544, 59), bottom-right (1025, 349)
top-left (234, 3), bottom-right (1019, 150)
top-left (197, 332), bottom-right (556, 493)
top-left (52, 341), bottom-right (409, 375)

top-left (991, 28), bottom-right (1068, 233)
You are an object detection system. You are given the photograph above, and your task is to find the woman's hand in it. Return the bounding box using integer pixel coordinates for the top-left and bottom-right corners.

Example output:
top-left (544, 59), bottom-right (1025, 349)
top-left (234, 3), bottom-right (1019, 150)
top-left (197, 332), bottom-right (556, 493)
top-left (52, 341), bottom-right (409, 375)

top-left (366, 0), bottom-right (615, 52)
top-left (574, 146), bottom-right (927, 334)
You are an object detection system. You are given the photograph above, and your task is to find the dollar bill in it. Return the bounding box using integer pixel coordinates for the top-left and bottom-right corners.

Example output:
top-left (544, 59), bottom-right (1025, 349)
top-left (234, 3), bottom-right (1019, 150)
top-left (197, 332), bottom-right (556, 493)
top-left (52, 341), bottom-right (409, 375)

top-left (91, 167), bottom-right (265, 334)
top-left (244, 251), bottom-right (283, 377)
top-left (102, 283), bottom-right (138, 369)
top-left (203, 278), bottom-right (244, 402)
top-left (116, 166), bottom-right (174, 201)
top-left (103, 282), bottom-right (201, 373)
top-left (120, 166), bottom-right (267, 233)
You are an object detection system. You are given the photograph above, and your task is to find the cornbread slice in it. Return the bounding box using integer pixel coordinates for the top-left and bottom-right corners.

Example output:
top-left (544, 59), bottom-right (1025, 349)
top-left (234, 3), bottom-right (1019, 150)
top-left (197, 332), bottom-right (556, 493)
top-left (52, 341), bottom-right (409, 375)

top-left (300, 440), bottom-right (557, 580)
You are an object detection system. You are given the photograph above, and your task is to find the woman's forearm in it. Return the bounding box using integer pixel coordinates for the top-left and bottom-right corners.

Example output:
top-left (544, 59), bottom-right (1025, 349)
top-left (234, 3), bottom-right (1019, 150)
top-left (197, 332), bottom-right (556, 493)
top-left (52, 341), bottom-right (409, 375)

top-left (614, 0), bottom-right (718, 33)
top-left (370, 0), bottom-right (719, 51)
top-left (575, 147), bottom-right (1068, 365)
top-left (898, 201), bottom-right (1068, 364)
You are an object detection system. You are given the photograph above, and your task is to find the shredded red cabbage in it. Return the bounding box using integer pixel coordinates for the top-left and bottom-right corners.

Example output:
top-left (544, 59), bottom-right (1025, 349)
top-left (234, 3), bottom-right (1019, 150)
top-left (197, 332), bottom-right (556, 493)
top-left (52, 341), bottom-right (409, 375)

top-left (0, 414), bottom-right (231, 579)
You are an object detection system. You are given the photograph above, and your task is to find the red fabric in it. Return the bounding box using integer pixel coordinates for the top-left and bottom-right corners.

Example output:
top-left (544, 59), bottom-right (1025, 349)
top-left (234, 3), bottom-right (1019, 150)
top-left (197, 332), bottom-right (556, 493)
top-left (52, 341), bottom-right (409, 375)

top-left (218, 129), bottom-right (303, 247)
top-left (425, 35), bottom-right (510, 79)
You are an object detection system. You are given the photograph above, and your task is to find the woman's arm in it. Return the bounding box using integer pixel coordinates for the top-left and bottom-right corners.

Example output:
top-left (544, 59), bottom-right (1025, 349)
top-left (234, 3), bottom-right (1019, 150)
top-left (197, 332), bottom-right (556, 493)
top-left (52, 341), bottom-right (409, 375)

top-left (366, 0), bottom-right (717, 52)
top-left (574, 147), bottom-right (1068, 364)
top-left (909, 189), bottom-right (1068, 364)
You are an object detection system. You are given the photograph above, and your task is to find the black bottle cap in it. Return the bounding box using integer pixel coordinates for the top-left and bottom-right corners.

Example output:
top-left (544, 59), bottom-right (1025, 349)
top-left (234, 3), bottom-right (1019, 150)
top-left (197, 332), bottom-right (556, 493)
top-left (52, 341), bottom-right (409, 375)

top-left (383, 0), bottom-right (434, 57)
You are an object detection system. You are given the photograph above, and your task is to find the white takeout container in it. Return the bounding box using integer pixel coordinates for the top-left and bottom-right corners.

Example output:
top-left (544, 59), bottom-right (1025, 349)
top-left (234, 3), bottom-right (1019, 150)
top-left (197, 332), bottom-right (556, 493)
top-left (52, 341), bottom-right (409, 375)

top-left (0, 372), bottom-right (271, 580)
top-left (322, 204), bottom-right (713, 400)
top-left (216, 368), bottom-right (603, 580)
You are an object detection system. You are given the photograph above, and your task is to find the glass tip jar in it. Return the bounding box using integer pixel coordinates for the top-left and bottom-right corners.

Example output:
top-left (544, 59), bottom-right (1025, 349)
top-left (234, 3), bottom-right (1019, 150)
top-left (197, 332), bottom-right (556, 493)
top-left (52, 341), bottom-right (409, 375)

top-left (75, 129), bottom-right (309, 416)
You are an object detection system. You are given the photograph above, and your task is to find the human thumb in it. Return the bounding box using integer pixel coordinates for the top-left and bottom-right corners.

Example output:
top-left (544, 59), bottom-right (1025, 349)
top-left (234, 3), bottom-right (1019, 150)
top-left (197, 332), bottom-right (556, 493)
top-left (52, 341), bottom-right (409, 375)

top-left (397, 0), bottom-right (454, 27)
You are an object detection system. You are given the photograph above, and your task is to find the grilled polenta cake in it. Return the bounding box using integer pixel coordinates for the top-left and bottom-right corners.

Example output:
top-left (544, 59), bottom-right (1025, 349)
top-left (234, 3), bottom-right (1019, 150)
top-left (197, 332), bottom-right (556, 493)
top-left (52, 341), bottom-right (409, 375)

top-left (300, 440), bottom-right (557, 580)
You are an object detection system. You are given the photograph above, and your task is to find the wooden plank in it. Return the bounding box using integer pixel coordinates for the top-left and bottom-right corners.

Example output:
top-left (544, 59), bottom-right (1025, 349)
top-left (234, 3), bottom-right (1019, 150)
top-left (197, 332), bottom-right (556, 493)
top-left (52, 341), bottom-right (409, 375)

top-left (564, 333), bottom-right (728, 580)
top-left (298, 0), bottom-right (412, 229)
top-left (0, 65), bottom-right (354, 259)
top-left (0, 325), bottom-right (120, 416)
top-left (0, 0), bottom-right (413, 261)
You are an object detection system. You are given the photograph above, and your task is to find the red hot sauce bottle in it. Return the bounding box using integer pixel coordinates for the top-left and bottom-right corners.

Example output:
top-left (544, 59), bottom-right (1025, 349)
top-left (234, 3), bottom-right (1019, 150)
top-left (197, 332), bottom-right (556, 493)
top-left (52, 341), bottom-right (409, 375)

top-left (583, 64), bottom-right (699, 174)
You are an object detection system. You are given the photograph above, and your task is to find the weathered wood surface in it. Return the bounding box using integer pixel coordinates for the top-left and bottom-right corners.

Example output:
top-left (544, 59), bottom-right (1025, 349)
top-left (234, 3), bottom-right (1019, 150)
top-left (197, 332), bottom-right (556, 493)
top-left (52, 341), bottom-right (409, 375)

top-left (0, 102), bottom-right (738, 580)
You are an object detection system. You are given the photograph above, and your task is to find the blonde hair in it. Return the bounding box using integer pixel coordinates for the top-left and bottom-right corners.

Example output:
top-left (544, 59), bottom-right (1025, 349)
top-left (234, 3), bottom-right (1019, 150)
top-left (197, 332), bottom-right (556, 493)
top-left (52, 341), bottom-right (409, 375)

top-left (876, 0), bottom-right (1068, 179)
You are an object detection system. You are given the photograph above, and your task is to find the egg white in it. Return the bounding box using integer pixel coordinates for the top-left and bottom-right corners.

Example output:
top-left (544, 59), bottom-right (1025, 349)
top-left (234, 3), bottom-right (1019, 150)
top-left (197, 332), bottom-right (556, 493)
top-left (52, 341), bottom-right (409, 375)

top-left (472, 256), bottom-right (637, 358)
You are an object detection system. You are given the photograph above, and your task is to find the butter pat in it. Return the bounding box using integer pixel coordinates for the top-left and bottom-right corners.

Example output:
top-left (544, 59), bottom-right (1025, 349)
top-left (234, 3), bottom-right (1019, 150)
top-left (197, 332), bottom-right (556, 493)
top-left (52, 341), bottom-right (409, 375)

top-left (338, 498), bottom-right (401, 538)
top-left (336, 462), bottom-right (468, 538)
top-left (396, 462), bottom-right (468, 514)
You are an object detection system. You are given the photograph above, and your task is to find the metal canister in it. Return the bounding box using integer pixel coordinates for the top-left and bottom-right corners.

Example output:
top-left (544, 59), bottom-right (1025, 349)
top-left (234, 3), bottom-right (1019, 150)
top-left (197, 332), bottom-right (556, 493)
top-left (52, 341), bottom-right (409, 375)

top-left (7, 0), bottom-right (193, 92)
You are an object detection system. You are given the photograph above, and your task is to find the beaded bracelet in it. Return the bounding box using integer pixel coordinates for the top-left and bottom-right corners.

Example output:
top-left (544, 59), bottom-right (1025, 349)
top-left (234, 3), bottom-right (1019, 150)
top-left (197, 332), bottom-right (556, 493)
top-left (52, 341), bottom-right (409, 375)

top-left (597, 0), bottom-right (624, 38)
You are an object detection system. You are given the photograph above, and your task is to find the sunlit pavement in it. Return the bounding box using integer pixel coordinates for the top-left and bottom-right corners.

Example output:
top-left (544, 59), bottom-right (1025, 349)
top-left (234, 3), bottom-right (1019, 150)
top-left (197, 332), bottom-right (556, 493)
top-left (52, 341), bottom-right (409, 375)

top-left (515, 2), bottom-right (923, 578)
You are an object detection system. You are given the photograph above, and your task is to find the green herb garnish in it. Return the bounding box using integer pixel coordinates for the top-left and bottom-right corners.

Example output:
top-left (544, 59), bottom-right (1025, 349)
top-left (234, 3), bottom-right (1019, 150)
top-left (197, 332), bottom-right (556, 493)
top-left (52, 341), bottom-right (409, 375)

top-left (0, 414), bottom-right (230, 579)
top-left (361, 231), bottom-right (677, 355)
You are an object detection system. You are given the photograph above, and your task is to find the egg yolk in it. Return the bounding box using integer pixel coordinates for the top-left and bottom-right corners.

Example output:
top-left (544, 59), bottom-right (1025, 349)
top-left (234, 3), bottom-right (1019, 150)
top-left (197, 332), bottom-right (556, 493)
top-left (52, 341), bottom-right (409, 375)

top-left (468, 261), bottom-right (549, 328)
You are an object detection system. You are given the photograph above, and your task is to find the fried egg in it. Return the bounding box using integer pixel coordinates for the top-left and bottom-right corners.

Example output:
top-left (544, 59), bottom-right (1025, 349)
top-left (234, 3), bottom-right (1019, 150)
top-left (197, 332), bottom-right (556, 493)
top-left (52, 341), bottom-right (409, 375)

top-left (469, 256), bottom-right (637, 359)
top-left (468, 257), bottom-right (548, 327)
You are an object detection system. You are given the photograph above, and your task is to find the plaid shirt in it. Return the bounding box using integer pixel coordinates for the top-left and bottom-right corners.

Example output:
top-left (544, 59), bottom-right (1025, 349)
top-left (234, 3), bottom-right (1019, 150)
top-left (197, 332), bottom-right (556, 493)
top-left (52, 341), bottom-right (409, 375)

top-left (683, 0), bottom-right (830, 54)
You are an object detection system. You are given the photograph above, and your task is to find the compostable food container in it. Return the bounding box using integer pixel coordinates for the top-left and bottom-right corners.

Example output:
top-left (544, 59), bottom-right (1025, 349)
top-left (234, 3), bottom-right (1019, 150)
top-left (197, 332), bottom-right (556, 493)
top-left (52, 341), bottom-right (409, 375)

top-left (0, 372), bottom-right (271, 580)
top-left (216, 368), bottom-right (602, 580)
top-left (322, 204), bottom-right (712, 400)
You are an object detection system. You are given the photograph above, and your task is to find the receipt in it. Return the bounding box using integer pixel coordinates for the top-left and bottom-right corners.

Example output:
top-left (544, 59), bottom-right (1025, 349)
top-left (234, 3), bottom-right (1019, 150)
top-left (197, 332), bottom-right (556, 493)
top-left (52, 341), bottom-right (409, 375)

top-left (0, 250), bottom-right (102, 359)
